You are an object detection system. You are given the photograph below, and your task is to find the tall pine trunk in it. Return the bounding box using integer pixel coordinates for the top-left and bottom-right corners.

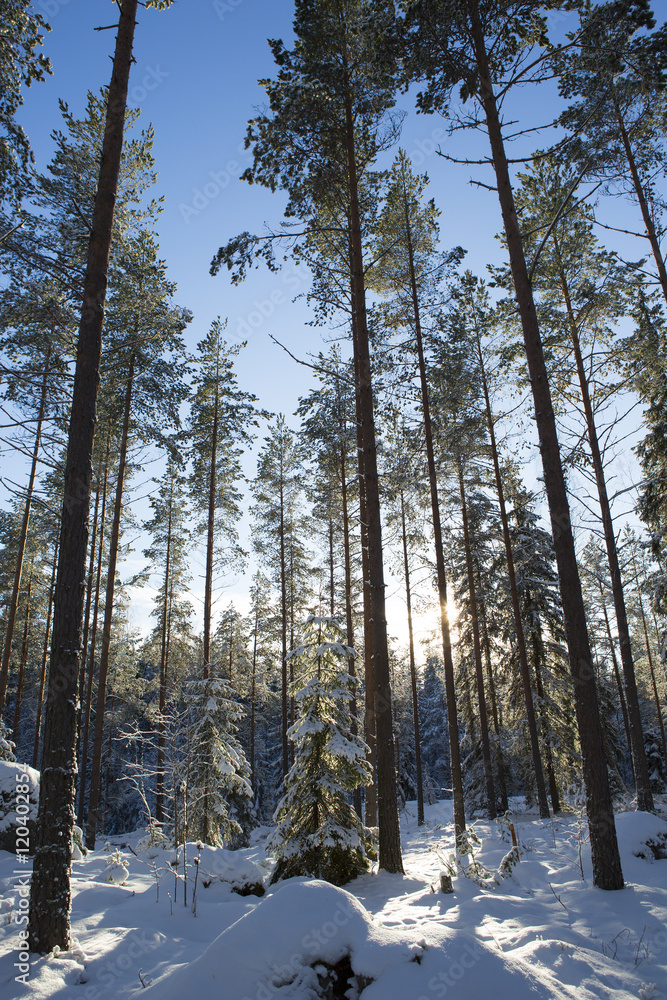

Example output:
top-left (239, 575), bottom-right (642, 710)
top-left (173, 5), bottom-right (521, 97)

top-left (76, 477), bottom-right (102, 764)
top-left (350, 324), bottom-right (377, 827)
top-left (456, 464), bottom-right (496, 818)
top-left (477, 593), bottom-right (509, 812)
top-left (401, 183), bottom-right (466, 842)
top-left (85, 352), bottom-right (136, 849)
top-left (598, 583), bottom-right (634, 779)
top-left (631, 552), bottom-right (667, 760)
top-left (0, 343), bottom-right (51, 714)
top-left (29, 1), bottom-right (140, 951)
top-left (343, 65), bottom-right (402, 871)
top-left (202, 376), bottom-right (219, 676)
top-left (611, 93), bottom-right (667, 307)
top-left (78, 441), bottom-right (111, 827)
top-left (340, 430), bottom-right (363, 817)
top-left (11, 568), bottom-right (33, 741)
top-left (553, 231), bottom-right (652, 810)
top-left (399, 490), bottom-right (425, 825)
top-left (33, 537), bottom-right (58, 769)
top-left (473, 323), bottom-right (550, 816)
top-left (156, 476), bottom-right (174, 823)
top-left (279, 474), bottom-right (289, 777)
top-left (467, 0), bottom-right (622, 889)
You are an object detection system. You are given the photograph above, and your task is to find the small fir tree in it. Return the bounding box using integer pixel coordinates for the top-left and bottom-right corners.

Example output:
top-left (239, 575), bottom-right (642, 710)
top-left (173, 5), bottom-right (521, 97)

top-left (185, 668), bottom-right (254, 848)
top-left (269, 617), bottom-right (373, 886)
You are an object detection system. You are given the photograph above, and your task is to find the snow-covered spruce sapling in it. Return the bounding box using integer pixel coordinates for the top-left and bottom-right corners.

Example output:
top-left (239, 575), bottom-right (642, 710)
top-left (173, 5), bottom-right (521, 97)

top-left (269, 617), bottom-right (373, 886)
top-left (184, 667), bottom-right (255, 847)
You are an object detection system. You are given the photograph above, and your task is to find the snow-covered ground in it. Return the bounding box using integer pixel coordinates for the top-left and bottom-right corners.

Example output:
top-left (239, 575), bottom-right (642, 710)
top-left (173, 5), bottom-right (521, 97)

top-left (1, 798), bottom-right (666, 999)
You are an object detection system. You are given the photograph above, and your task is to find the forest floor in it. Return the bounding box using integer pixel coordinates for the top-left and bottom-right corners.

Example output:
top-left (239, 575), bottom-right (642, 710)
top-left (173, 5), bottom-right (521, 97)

top-left (1, 796), bottom-right (666, 999)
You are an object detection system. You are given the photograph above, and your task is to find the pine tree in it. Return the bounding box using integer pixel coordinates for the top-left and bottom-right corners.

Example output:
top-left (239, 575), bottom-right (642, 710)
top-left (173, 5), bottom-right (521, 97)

top-left (84, 229), bottom-right (191, 849)
top-left (556, 0), bottom-right (667, 304)
top-left (628, 292), bottom-right (667, 624)
top-left (29, 0), bottom-right (175, 952)
top-left (0, 0), bottom-right (51, 214)
top-left (369, 150), bottom-right (468, 837)
top-left (269, 616), bottom-right (372, 885)
top-left (419, 657), bottom-right (450, 800)
top-left (142, 452), bottom-right (194, 822)
top-left (187, 320), bottom-right (256, 844)
top-left (251, 415), bottom-right (310, 778)
top-left (404, 0), bottom-right (623, 889)
top-left (213, 0), bottom-right (404, 873)
top-left (510, 157), bottom-right (653, 809)
top-left (189, 321), bottom-right (257, 671)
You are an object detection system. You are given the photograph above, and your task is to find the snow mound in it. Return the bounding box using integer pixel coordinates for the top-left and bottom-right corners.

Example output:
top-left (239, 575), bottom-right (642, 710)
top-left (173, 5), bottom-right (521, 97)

top-left (149, 879), bottom-right (376, 997)
top-left (198, 845), bottom-right (266, 893)
top-left (615, 811), bottom-right (667, 861)
top-left (0, 761), bottom-right (39, 851)
top-left (149, 878), bottom-right (597, 1000)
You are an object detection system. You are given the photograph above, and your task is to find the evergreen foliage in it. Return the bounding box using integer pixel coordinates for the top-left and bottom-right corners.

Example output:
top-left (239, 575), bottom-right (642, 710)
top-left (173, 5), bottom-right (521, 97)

top-left (269, 617), bottom-right (372, 886)
top-left (185, 668), bottom-right (254, 849)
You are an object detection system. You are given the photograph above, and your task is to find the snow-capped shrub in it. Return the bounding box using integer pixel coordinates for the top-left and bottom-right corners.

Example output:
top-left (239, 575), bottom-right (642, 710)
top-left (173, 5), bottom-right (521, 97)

top-left (100, 849), bottom-right (129, 884)
top-left (72, 825), bottom-right (88, 860)
top-left (136, 818), bottom-right (170, 853)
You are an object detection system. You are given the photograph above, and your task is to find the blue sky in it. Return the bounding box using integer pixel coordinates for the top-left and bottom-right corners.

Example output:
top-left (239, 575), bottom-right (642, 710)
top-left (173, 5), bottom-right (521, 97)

top-left (14, 0), bottom-right (649, 644)
top-left (19, 0), bottom-right (530, 413)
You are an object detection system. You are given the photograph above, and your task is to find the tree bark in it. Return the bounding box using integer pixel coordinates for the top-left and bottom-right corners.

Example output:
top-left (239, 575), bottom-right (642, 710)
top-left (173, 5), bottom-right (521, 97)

top-left (0, 343), bottom-right (51, 714)
top-left (400, 178), bottom-right (466, 843)
top-left (11, 568), bottom-right (33, 741)
top-left (29, 0), bottom-right (140, 952)
top-left (456, 464), bottom-right (496, 818)
top-left (33, 537), bottom-right (58, 769)
top-left (85, 352), bottom-right (136, 850)
top-left (78, 439), bottom-right (111, 828)
top-left (466, 0), bottom-right (623, 889)
top-left (553, 230), bottom-right (653, 810)
top-left (473, 319), bottom-right (550, 816)
top-left (343, 68), bottom-right (402, 872)
top-left (399, 490), bottom-right (425, 825)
